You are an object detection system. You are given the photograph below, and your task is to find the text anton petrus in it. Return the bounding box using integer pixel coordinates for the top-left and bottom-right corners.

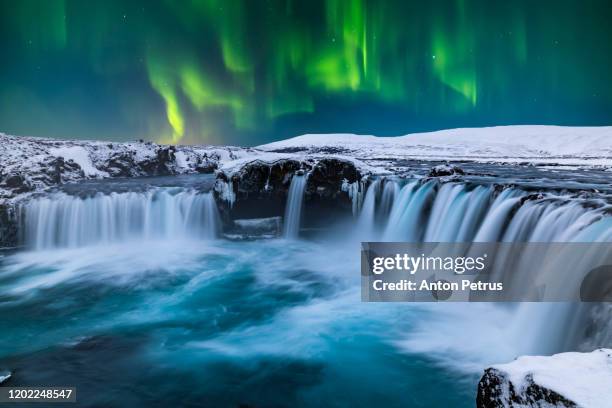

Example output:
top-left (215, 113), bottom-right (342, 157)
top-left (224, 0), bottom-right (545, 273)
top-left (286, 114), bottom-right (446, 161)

top-left (361, 242), bottom-right (612, 302)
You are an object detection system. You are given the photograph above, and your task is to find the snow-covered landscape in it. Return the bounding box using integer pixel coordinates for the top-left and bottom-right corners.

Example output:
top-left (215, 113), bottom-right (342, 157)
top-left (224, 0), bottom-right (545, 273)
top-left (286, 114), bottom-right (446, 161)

top-left (1, 125), bottom-right (611, 407)
top-left (259, 125), bottom-right (612, 167)
top-left (2, 125), bottom-right (611, 201)
top-left (3, 0), bottom-right (611, 404)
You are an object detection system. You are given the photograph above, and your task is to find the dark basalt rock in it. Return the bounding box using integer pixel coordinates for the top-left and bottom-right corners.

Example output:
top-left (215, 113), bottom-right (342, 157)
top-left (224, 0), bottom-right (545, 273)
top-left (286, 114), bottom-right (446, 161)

top-left (222, 157), bottom-right (361, 203)
top-left (519, 193), bottom-right (546, 205)
top-left (156, 146), bottom-right (176, 173)
top-left (477, 368), bottom-right (578, 408)
top-left (2, 172), bottom-right (33, 195)
top-left (307, 158), bottom-right (360, 199)
top-left (138, 146), bottom-right (177, 176)
top-left (301, 158), bottom-right (361, 232)
top-left (0, 204), bottom-right (18, 247)
top-left (104, 146), bottom-right (187, 177)
top-left (105, 153), bottom-right (137, 177)
top-left (4, 174), bottom-right (28, 190)
top-left (215, 158), bottom-right (362, 230)
top-left (48, 157), bottom-right (85, 184)
top-left (428, 164), bottom-right (465, 177)
top-left (232, 159), bottom-right (305, 197)
top-left (20, 157), bottom-right (85, 190)
top-left (267, 147), bottom-right (309, 153)
top-left (216, 159), bottom-right (306, 221)
top-left (195, 161), bottom-right (217, 174)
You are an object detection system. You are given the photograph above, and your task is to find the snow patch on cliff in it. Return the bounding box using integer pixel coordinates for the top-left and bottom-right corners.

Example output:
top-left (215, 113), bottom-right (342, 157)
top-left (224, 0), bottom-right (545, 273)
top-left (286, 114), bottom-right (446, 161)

top-left (0, 133), bottom-right (230, 202)
top-left (49, 146), bottom-right (108, 177)
top-left (491, 348), bottom-right (612, 407)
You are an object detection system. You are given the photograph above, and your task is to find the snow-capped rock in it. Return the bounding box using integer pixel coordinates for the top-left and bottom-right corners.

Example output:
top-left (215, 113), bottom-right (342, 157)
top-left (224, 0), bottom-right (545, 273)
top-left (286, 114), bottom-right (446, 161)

top-left (213, 157), bottom-right (362, 224)
top-left (0, 132), bottom-right (377, 205)
top-left (0, 133), bottom-right (239, 202)
top-left (48, 146), bottom-right (109, 178)
top-left (477, 348), bottom-right (612, 407)
top-left (428, 164), bottom-right (465, 177)
top-left (0, 370), bottom-right (11, 384)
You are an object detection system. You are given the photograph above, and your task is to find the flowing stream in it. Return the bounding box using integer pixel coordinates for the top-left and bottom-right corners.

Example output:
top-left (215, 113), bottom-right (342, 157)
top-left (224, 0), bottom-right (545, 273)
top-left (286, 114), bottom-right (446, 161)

top-left (0, 171), bottom-right (610, 407)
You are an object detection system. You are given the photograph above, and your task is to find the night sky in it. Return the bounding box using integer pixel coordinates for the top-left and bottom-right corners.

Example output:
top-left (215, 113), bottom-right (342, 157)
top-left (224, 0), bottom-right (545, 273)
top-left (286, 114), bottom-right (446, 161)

top-left (1, 0), bottom-right (611, 145)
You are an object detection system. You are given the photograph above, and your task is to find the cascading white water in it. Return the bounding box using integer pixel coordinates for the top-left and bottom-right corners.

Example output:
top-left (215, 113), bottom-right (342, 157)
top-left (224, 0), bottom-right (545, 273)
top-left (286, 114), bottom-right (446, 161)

top-left (359, 179), bottom-right (608, 244)
top-left (355, 178), bottom-right (612, 355)
top-left (21, 189), bottom-right (220, 249)
top-left (355, 179), bottom-right (380, 239)
top-left (382, 181), bottom-right (438, 241)
top-left (378, 180), bottom-right (399, 220)
top-left (283, 174), bottom-right (308, 238)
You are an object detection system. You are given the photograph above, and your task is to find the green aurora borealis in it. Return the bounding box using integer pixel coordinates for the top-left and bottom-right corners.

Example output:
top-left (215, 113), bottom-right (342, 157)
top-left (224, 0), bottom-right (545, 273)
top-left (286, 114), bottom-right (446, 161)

top-left (1, 0), bottom-right (611, 145)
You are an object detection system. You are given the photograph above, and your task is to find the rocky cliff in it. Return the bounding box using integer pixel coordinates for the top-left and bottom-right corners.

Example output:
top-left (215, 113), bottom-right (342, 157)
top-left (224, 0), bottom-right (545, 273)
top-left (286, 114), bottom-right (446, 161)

top-left (477, 349), bottom-right (612, 407)
top-left (0, 133), bottom-right (371, 246)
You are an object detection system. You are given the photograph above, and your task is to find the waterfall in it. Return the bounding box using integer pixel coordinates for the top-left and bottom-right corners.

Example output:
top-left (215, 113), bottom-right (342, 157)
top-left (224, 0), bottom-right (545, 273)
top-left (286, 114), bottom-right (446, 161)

top-left (283, 174), bottom-right (308, 238)
top-left (342, 179), bottom-right (365, 215)
top-left (356, 180), bottom-right (608, 244)
top-left (21, 189), bottom-right (220, 249)
top-left (472, 189), bottom-right (523, 242)
top-left (355, 179), bottom-right (380, 239)
top-left (378, 180), bottom-right (400, 221)
top-left (382, 181), bottom-right (438, 241)
top-left (356, 179), bottom-right (612, 355)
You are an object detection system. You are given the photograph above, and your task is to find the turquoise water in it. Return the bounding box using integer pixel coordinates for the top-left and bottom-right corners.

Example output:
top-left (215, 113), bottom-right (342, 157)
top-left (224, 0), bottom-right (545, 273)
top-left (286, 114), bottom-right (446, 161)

top-left (0, 238), bottom-right (507, 407)
top-left (6, 168), bottom-right (611, 407)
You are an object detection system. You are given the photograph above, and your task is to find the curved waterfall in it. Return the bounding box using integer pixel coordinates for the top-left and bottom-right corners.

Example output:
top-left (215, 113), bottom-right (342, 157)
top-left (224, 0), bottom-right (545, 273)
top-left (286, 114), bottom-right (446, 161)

top-left (353, 177), bottom-right (612, 355)
top-left (21, 189), bottom-right (220, 249)
top-left (21, 177), bottom-right (610, 248)
top-left (8, 174), bottom-right (612, 388)
top-left (354, 179), bottom-right (609, 244)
